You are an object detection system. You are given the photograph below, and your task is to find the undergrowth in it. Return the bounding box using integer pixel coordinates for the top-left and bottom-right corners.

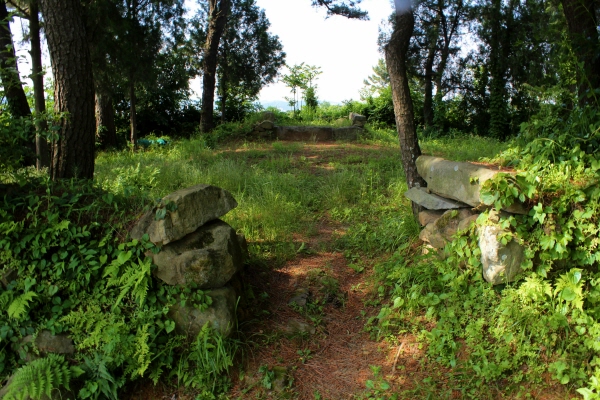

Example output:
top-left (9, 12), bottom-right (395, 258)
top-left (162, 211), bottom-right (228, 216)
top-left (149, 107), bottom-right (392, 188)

top-left (0, 178), bottom-right (237, 399)
top-left (372, 104), bottom-right (600, 398)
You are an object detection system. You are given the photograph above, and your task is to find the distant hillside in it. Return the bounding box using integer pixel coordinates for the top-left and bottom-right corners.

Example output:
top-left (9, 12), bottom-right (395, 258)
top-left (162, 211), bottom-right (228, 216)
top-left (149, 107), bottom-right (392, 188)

top-left (260, 99), bottom-right (341, 111)
top-left (260, 100), bottom-right (292, 111)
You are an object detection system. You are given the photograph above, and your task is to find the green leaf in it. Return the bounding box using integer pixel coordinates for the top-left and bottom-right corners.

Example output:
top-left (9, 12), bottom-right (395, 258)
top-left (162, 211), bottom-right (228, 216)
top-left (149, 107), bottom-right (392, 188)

top-left (7, 291), bottom-right (37, 319)
top-left (165, 320), bottom-right (175, 334)
top-left (561, 287), bottom-right (577, 302)
top-left (480, 191), bottom-right (497, 205)
top-left (155, 208), bottom-right (167, 221)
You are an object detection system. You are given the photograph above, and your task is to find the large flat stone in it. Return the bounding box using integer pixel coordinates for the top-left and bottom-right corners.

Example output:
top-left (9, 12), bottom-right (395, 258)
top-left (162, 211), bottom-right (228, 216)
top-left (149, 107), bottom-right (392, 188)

top-left (130, 184), bottom-right (238, 246)
top-left (405, 187), bottom-right (470, 210)
top-left (416, 156), bottom-right (527, 214)
top-left (151, 220), bottom-right (244, 288)
top-left (349, 112), bottom-right (366, 127)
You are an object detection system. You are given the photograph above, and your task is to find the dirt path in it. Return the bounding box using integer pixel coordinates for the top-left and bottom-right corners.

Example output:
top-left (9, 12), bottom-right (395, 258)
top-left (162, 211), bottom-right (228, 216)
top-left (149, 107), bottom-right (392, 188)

top-left (228, 214), bottom-right (414, 399)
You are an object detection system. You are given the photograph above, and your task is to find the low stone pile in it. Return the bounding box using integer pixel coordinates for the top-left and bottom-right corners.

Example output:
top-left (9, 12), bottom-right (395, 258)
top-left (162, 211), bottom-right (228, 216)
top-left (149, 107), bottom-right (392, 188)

top-left (406, 156), bottom-right (528, 285)
top-left (250, 111), bottom-right (366, 142)
top-left (131, 183), bottom-right (247, 337)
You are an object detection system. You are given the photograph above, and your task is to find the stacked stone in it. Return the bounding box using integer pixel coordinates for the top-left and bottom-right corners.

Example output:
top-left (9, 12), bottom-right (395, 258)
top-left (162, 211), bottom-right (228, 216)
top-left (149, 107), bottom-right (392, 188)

top-left (252, 111), bottom-right (276, 138)
top-left (405, 156), bottom-right (527, 285)
top-left (131, 184), bottom-right (248, 337)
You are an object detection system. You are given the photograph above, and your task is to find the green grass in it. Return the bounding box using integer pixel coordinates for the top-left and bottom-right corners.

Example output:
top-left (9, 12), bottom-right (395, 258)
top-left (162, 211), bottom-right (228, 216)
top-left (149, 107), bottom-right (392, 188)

top-left (92, 133), bottom-right (517, 398)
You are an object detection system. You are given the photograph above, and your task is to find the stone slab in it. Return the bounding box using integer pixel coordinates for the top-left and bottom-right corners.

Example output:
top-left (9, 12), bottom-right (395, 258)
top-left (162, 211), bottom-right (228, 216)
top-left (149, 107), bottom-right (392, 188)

top-left (349, 112), bottom-right (366, 127)
top-left (130, 184), bottom-right (237, 246)
top-left (416, 156), bottom-right (527, 214)
top-left (405, 187), bottom-right (470, 210)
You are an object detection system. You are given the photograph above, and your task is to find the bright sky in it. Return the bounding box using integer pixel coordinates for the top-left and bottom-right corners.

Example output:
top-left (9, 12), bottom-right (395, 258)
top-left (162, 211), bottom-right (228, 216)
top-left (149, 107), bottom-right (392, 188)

top-left (254, 0), bottom-right (393, 104)
top-left (11, 0), bottom-right (394, 106)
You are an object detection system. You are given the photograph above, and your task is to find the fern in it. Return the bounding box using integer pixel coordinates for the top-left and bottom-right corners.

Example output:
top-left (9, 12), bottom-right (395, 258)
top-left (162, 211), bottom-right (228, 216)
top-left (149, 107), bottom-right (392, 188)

top-left (7, 291), bottom-right (37, 320)
top-left (0, 289), bottom-right (13, 310)
top-left (104, 252), bottom-right (152, 309)
top-left (132, 324), bottom-right (151, 378)
top-left (2, 354), bottom-right (83, 400)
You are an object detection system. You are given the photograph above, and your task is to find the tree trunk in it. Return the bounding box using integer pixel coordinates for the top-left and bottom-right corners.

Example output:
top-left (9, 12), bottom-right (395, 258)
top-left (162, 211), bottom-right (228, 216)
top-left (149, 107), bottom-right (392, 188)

top-left (129, 78), bottom-right (137, 149)
top-left (220, 45), bottom-right (228, 124)
top-left (29, 0), bottom-right (50, 169)
top-left (423, 44), bottom-right (436, 129)
top-left (0, 0), bottom-right (31, 119)
top-left (385, 9), bottom-right (427, 218)
top-left (199, 0), bottom-right (230, 133)
top-left (561, 0), bottom-right (600, 104)
top-left (40, 0), bottom-right (95, 180)
top-left (95, 90), bottom-right (118, 149)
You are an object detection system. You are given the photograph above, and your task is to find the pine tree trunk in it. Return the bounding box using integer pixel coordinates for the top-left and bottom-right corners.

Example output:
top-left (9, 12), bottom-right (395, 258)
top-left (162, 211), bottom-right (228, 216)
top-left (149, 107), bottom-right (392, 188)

top-left (40, 0), bottom-right (95, 180)
top-left (199, 0), bottom-right (230, 133)
top-left (95, 90), bottom-right (118, 149)
top-left (129, 78), bottom-right (137, 149)
top-left (423, 45), bottom-right (436, 130)
top-left (0, 0), bottom-right (31, 119)
top-left (385, 9), bottom-right (426, 218)
top-left (561, 0), bottom-right (600, 104)
top-left (29, 0), bottom-right (50, 169)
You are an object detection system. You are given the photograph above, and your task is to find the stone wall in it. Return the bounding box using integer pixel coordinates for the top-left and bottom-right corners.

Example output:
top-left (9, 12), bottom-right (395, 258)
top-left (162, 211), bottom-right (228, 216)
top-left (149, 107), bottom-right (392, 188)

top-left (251, 111), bottom-right (366, 142)
top-left (407, 156), bottom-right (528, 285)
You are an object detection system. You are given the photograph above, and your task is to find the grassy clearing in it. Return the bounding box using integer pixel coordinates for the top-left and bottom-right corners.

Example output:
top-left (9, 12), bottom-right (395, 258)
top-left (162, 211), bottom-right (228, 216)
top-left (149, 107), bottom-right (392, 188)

top-left (2, 130), bottom-right (524, 399)
top-left (95, 137), bottom-right (419, 268)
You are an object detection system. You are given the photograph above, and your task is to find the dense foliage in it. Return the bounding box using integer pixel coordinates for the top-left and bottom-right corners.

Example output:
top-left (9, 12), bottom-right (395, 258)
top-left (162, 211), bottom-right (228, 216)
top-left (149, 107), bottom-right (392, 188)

top-left (0, 178), bottom-right (236, 399)
top-left (372, 103), bottom-right (600, 396)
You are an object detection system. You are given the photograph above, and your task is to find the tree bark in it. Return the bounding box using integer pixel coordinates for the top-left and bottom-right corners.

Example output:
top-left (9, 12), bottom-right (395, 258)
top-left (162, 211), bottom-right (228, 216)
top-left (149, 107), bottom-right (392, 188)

top-left (29, 0), bottom-right (50, 169)
top-left (199, 0), bottom-right (230, 133)
top-left (95, 90), bottom-right (118, 149)
top-left (385, 9), bottom-right (426, 217)
top-left (40, 0), bottom-right (95, 179)
top-left (0, 0), bottom-right (31, 119)
top-left (423, 43), bottom-right (437, 129)
top-left (561, 0), bottom-right (600, 104)
top-left (129, 77), bottom-right (137, 149)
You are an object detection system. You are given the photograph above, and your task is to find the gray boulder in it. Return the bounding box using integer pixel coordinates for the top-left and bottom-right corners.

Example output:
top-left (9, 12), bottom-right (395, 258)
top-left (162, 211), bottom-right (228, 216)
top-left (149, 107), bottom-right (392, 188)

top-left (130, 184), bottom-right (238, 246)
top-left (151, 220), bottom-right (244, 288)
top-left (416, 156), bottom-right (527, 214)
top-left (406, 187), bottom-right (470, 210)
top-left (349, 112), bottom-right (366, 127)
top-left (419, 208), bottom-right (476, 250)
top-left (169, 285), bottom-right (237, 338)
top-left (418, 209), bottom-right (445, 226)
top-left (23, 331), bottom-right (75, 355)
top-left (255, 120), bottom-right (275, 131)
top-left (478, 224), bottom-right (525, 285)
top-left (262, 111), bottom-right (276, 122)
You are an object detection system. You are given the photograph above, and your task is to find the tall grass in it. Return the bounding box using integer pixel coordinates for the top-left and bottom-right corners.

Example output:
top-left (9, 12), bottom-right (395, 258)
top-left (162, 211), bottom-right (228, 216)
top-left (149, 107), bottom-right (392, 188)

top-left (95, 131), bottom-right (507, 267)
